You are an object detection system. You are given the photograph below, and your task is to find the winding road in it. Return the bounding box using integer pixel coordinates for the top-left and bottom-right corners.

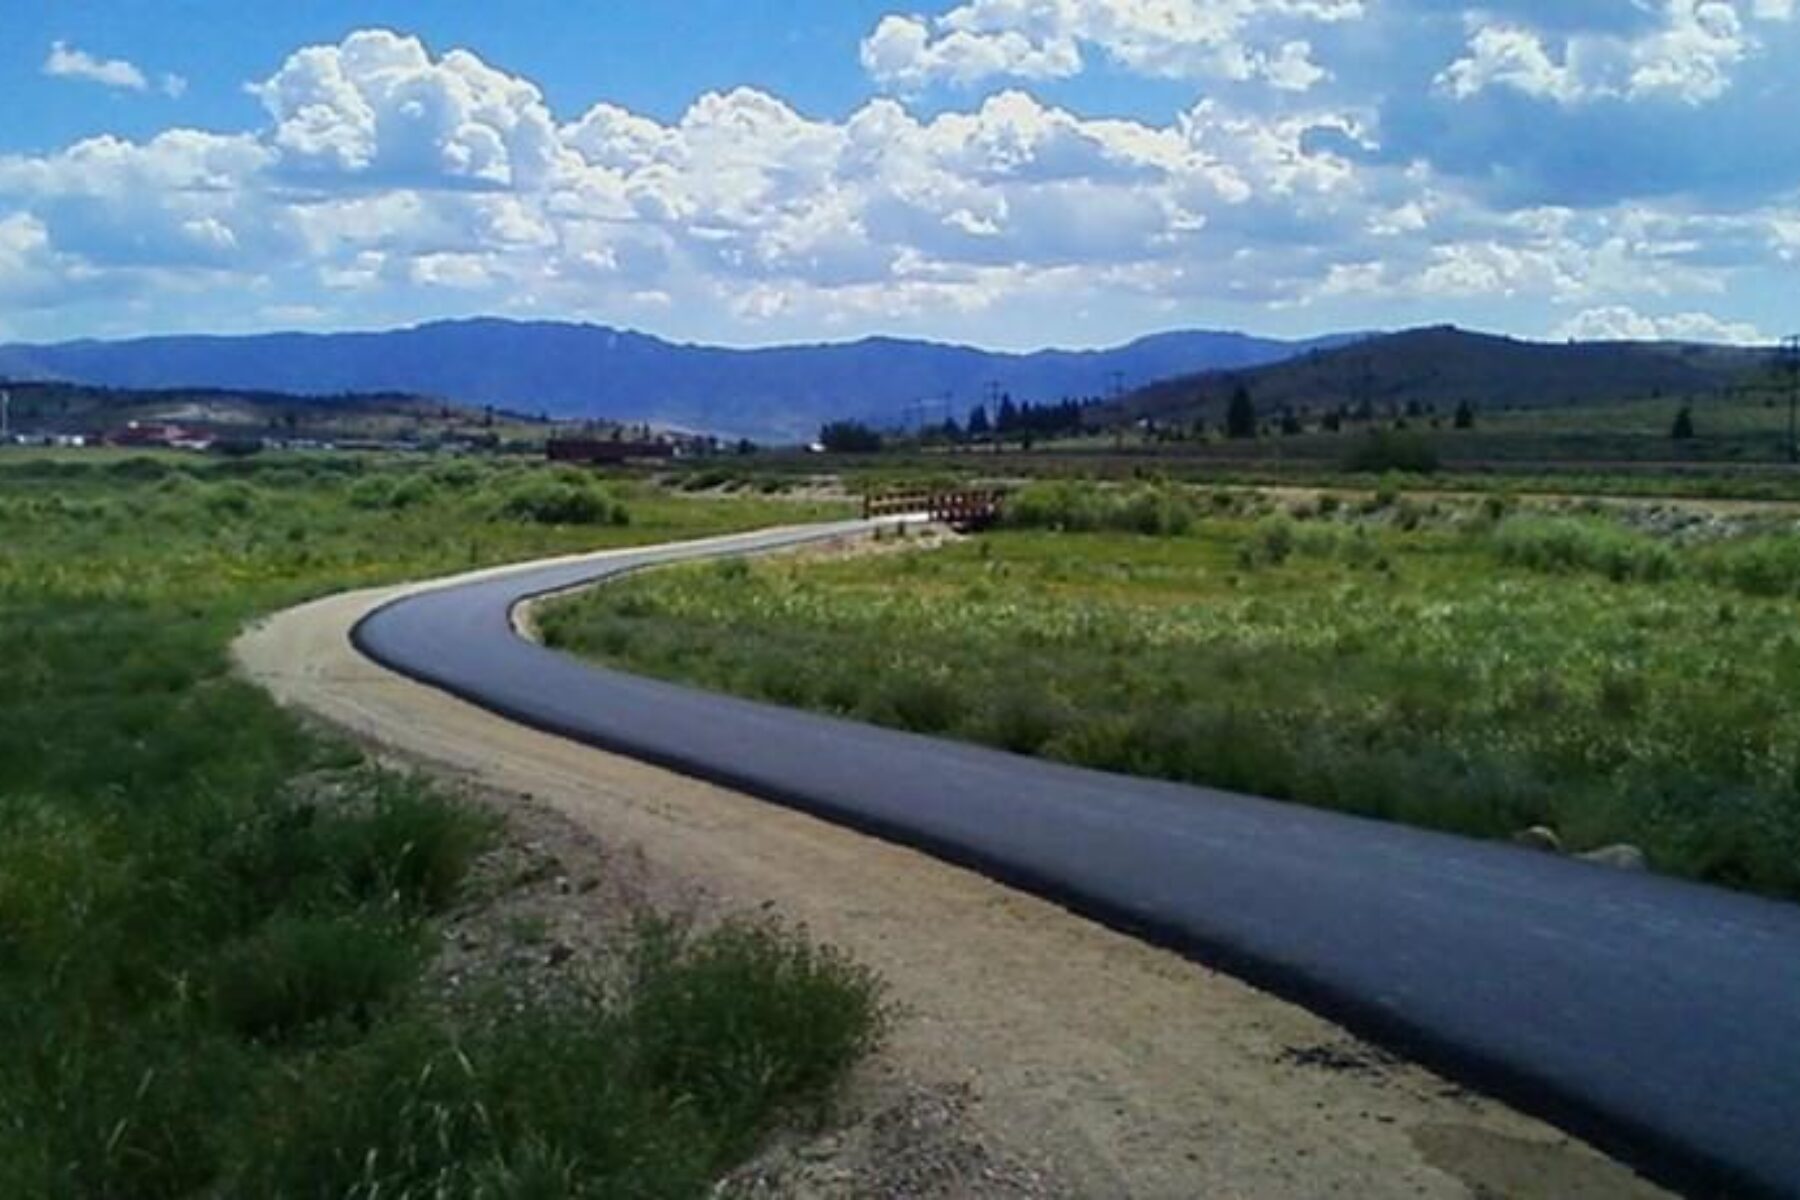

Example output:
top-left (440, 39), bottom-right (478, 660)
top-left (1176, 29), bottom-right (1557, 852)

top-left (352, 518), bottom-right (1800, 1199)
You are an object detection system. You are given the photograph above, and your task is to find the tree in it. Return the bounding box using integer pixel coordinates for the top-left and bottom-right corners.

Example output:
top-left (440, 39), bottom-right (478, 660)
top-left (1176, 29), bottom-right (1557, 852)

top-left (1453, 400), bottom-right (1475, 430)
top-left (967, 404), bottom-right (991, 438)
top-left (1670, 406), bottom-right (1696, 441)
top-left (1279, 410), bottom-right (1303, 436)
top-left (1225, 385), bottom-right (1258, 439)
top-left (996, 393), bottom-right (1020, 433)
top-left (818, 420), bottom-right (884, 453)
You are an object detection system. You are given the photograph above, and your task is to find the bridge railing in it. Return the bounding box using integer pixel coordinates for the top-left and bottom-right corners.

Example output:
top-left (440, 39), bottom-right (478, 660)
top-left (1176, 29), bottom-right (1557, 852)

top-left (862, 488), bottom-right (1007, 528)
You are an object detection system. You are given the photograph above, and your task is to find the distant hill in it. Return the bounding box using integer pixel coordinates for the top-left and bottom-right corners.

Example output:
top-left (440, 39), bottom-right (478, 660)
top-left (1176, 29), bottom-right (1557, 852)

top-left (1102, 326), bottom-right (1771, 428)
top-left (0, 379), bottom-right (547, 444)
top-left (0, 318), bottom-right (1353, 443)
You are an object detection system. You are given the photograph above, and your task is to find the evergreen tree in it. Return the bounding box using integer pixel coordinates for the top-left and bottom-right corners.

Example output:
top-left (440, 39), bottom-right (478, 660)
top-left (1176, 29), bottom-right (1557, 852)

top-left (1225, 385), bottom-right (1258, 439)
top-left (1453, 400), bottom-right (1475, 430)
top-left (1671, 406), bottom-right (1696, 440)
top-left (967, 404), bottom-right (991, 438)
top-left (818, 421), bottom-right (883, 453)
top-left (996, 393), bottom-right (1020, 433)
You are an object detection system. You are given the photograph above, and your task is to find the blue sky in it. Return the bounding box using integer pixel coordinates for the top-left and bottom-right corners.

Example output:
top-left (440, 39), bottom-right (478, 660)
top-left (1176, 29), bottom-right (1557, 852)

top-left (2, 1), bottom-right (1797, 349)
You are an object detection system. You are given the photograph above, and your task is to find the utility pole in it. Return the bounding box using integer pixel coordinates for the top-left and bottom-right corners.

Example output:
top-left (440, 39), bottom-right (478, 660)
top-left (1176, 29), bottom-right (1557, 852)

top-left (1783, 335), bottom-right (1800, 465)
top-left (1107, 371), bottom-right (1127, 449)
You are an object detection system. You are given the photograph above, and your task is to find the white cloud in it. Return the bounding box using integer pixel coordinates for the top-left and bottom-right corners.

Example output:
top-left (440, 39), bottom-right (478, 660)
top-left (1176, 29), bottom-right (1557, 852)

top-left (860, 13), bottom-right (1081, 89)
top-left (1553, 304), bottom-right (1767, 343)
top-left (3, 21), bottom-right (1795, 344)
top-left (1438, 1), bottom-right (1789, 107)
top-left (1261, 41), bottom-right (1330, 91)
top-left (1437, 24), bottom-right (1585, 103)
top-left (43, 40), bottom-right (150, 91)
top-left (251, 29), bottom-right (563, 188)
top-left (860, 0), bottom-right (1360, 90)
top-left (1624, 0), bottom-right (1749, 103)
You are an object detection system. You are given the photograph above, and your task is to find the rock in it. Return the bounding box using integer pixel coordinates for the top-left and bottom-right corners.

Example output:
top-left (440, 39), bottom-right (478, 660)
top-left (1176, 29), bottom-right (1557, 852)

top-left (1579, 844), bottom-right (1647, 871)
top-left (1511, 825), bottom-right (1563, 853)
top-left (545, 941), bottom-right (575, 968)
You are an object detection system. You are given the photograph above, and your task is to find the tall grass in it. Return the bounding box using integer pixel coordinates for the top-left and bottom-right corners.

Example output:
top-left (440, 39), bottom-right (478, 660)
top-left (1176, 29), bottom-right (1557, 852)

top-left (543, 495), bottom-right (1800, 900)
top-left (0, 454), bottom-right (874, 1198)
top-left (1003, 480), bottom-right (1196, 535)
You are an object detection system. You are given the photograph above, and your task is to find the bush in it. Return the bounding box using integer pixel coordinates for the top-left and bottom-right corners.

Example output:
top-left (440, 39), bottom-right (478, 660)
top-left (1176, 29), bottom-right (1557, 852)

top-left (237, 918), bottom-right (884, 1197)
top-left (322, 777), bottom-right (496, 914)
top-left (1699, 535), bottom-right (1800, 598)
top-left (868, 672), bottom-right (966, 733)
top-left (626, 918), bottom-right (886, 1147)
top-left (1342, 430), bottom-right (1440, 474)
top-left (498, 474), bottom-right (630, 526)
top-left (817, 421), bottom-right (884, 454)
top-left (209, 914), bottom-right (417, 1041)
top-left (1493, 516), bottom-right (1678, 583)
top-left (1003, 482), bottom-right (1194, 537)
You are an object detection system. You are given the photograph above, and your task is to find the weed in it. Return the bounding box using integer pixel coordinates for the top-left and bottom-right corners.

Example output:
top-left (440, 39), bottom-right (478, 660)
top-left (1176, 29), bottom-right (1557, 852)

top-left (544, 503), bottom-right (1800, 900)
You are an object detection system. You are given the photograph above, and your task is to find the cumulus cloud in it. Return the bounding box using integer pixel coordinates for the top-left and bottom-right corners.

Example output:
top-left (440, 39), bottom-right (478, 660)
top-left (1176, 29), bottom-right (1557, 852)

top-left (250, 29), bottom-right (562, 188)
top-left (43, 40), bottom-right (150, 91)
top-left (860, 0), bottom-right (1359, 91)
top-left (1553, 304), bottom-right (1768, 344)
top-left (1438, 0), bottom-right (1791, 107)
top-left (2, 19), bottom-right (1796, 344)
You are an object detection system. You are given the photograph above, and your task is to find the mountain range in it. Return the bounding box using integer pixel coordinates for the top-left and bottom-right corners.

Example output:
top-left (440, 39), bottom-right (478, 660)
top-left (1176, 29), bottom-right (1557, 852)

top-left (1103, 325), bottom-right (1773, 427)
top-left (0, 319), bottom-right (1355, 443)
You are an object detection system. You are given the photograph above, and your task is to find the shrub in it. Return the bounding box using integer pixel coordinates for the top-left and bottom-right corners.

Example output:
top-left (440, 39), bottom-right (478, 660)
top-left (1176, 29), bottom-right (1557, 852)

top-left (238, 918), bottom-right (885, 1197)
top-left (1699, 535), bottom-right (1800, 598)
top-left (203, 482), bottom-right (261, 520)
top-left (979, 688), bottom-right (1070, 754)
top-left (1003, 482), bottom-right (1194, 537)
top-left (321, 776), bottom-right (496, 914)
top-left (1493, 516), bottom-right (1678, 583)
top-left (499, 474), bottom-right (629, 526)
top-left (870, 672), bottom-right (966, 733)
top-left (1343, 430), bottom-right (1440, 474)
top-left (209, 914), bottom-right (417, 1041)
top-left (626, 917), bottom-right (886, 1147)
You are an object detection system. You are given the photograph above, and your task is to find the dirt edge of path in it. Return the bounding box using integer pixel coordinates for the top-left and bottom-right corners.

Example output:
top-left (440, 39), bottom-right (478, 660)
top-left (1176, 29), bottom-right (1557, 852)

top-left (233, 537), bottom-right (1669, 1200)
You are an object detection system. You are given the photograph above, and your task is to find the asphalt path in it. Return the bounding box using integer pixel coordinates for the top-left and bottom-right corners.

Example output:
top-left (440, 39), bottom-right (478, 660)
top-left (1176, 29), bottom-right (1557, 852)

top-left (354, 519), bottom-right (1800, 1199)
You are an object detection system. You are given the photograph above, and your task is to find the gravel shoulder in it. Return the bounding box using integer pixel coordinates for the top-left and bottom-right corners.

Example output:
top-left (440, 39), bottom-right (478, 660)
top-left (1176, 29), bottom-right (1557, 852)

top-left (233, 538), bottom-right (1667, 1199)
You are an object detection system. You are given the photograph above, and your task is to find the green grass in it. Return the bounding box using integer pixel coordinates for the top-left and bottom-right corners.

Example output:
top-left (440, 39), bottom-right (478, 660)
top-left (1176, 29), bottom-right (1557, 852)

top-left (0, 453), bottom-right (877, 1198)
top-left (542, 489), bottom-right (1800, 901)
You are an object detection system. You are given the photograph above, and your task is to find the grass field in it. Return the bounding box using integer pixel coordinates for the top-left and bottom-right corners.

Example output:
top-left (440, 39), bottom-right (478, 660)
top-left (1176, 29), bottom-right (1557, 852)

top-left (0, 453), bottom-right (880, 1199)
top-left (542, 482), bottom-right (1800, 901)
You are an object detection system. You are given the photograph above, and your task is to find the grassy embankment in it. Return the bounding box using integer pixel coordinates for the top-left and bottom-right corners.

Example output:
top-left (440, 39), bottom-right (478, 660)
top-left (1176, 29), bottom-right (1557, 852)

top-left (542, 481), bottom-right (1800, 901)
top-left (0, 453), bottom-right (881, 1199)
top-left (661, 448), bottom-right (1800, 506)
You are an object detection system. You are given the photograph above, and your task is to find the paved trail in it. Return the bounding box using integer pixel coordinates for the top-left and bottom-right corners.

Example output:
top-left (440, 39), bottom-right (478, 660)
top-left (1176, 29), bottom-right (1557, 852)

top-left (239, 522), bottom-right (1763, 1197)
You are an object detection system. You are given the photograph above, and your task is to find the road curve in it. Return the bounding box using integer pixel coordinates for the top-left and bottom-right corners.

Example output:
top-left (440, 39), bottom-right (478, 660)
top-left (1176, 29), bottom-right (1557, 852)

top-left (354, 519), bottom-right (1800, 1199)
